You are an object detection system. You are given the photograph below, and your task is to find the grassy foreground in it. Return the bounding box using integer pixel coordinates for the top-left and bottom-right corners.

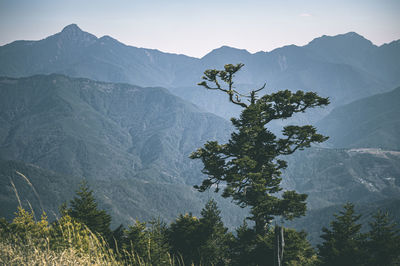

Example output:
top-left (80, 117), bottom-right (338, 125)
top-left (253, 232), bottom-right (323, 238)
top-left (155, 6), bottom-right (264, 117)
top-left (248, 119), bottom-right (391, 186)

top-left (0, 208), bottom-right (180, 266)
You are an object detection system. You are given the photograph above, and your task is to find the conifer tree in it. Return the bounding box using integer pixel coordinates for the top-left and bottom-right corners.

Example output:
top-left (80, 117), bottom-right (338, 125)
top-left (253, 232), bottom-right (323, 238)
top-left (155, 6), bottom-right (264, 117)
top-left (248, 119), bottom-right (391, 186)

top-left (67, 181), bottom-right (111, 238)
top-left (123, 218), bottom-right (170, 265)
top-left (124, 220), bottom-right (148, 258)
top-left (191, 63), bottom-right (329, 234)
top-left (364, 211), bottom-right (400, 266)
top-left (146, 218), bottom-right (171, 265)
top-left (229, 220), bottom-right (271, 266)
top-left (168, 200), bottom-right (231, 265)
top-left (167, 213), bottom-right (201, 265)
top-left (317, 203), bottom-right (364, 266)
top-left (278, 228), bottom-right (317, 266)
top-left (198, 199), bottom-right (231, 265)
top-left (229, 222), bottom-right (317, 266)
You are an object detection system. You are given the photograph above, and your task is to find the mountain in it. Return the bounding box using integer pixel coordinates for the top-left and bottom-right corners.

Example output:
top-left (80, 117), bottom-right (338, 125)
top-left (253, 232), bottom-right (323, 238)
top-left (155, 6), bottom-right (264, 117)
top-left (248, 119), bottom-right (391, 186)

top-left (317, 86), bottom-right (400, 150)
top-left (305, 33), bottom-right (400, 88)
top-left (0, 74), bottom-right (250, 226)
top-left (0, 158), bottom-right (247, 228)
top-left (283, 148), bottom-right (400, 210)
top-left (1, 24), bottom-right (399, 119)
top-left (289, 198), bottom-right (400, 245)
top-left (0, 24), bottom-right (199, 88)
top-left (0, 159), bottom-right (80, 221)
top-left (1, 74), bottom-right (399, 237)
top-left (0, 74), bottom-right (231, 183)
top-left (284, 147), bottom-right (400, 244)
top-left (1, 25), bottom-right (400, 237)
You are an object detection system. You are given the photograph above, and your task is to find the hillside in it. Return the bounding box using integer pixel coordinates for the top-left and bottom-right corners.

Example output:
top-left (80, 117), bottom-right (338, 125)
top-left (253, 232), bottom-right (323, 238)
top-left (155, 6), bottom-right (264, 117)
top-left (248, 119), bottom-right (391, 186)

top-left (289, 197), bottom-right (400, 245)
top-left (0, 74), bottom-right (231, 183)
top-left (284, 148), bottom-right (400, 210)
top-left (284, 147), bottom-right (400, 244)
top-left (0, 74), bottom-right (250, 226)
top-left (0, 158), bottom-right (247, 228)
top-left (317, 86), bottom-right (400, 150)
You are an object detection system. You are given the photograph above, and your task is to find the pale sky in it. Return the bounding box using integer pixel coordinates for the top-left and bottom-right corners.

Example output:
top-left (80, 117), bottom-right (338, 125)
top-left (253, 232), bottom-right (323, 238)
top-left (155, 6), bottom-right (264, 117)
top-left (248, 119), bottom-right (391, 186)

top-left (0, 0), bottom-right (399, 58)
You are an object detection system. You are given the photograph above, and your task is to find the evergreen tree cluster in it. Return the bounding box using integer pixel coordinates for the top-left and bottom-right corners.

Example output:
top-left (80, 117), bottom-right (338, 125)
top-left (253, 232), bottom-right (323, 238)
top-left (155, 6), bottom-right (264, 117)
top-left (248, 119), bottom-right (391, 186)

top-left (1, 185), bottom-right (399, 265)
top-left (318, 203), bottom-right (400, 266)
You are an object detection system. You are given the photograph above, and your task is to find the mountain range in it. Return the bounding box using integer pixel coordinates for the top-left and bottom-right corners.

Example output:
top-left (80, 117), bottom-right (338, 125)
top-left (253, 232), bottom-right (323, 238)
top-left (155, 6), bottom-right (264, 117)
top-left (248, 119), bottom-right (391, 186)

top-left (1, 24), bottom-right (399, 119)
top-left (1, 24), bottom-right (400, 241)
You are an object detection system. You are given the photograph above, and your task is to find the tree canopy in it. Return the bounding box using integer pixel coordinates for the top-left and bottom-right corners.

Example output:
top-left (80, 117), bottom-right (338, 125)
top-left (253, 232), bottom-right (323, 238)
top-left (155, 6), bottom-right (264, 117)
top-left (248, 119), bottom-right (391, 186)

top-left (191, 63), bottom-right (329, 233)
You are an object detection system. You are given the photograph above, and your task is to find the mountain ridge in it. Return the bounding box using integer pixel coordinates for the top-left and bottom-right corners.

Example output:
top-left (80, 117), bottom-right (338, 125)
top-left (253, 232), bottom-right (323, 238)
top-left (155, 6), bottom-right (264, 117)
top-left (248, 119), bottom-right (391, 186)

top-left (317, 86), bottom-right (400, 150)
top-left (1, 24), bottom-right (399, 121)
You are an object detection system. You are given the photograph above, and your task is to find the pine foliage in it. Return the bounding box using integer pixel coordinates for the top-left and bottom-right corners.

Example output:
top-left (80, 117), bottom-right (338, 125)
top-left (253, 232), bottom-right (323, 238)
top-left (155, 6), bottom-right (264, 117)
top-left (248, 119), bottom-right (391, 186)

top-left (67, 181), bottom-right (112, 238)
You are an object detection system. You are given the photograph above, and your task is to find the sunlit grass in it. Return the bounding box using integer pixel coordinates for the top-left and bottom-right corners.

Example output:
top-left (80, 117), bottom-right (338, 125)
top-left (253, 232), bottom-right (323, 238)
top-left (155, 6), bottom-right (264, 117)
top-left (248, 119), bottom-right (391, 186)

top-left (0, 208), bottom-right (182, 266)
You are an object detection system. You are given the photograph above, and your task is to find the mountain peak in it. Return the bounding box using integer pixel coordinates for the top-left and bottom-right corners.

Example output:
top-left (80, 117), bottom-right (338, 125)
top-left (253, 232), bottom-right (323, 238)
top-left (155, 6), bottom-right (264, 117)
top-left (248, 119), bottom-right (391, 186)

top-left (61, 24), bottom-right (82, 33)
top-left (214, 45), bottom-right (249, 53)
top-left (56, 24), bottom-right (97, 46)
top-left (307, 32), bottom-right (374, 48)
top-left (202, 45), bottom-right (250, 59)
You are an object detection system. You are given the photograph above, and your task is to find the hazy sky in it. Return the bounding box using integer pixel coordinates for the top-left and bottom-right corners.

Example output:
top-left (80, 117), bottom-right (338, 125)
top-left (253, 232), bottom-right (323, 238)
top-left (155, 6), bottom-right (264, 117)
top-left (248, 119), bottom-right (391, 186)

top-left (0, 0), bottom-right (399, 58)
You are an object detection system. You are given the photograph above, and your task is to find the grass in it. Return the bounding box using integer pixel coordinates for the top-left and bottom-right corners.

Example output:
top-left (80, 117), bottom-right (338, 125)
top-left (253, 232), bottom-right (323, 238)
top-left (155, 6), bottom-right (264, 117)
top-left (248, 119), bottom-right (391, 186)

top-left (0, 225), bottom-right (182, 266)
top-left (0, 209), bottom-right (182, 266)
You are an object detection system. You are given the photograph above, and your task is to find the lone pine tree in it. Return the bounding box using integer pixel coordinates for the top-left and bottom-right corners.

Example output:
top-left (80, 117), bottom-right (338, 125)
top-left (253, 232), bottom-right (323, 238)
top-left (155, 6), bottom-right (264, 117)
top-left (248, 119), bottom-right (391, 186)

top-left (192, 63), bottom-right (329, 233)
top-left (191, 63), bottom-right (329, 265)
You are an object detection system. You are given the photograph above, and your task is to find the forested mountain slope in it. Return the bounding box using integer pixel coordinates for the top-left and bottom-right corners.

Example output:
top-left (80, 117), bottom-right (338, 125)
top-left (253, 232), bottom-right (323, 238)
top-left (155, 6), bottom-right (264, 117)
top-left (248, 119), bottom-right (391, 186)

top-left (0, 75), bottom-right (249, 226)
top-left (317, 86), bottom-right (400, 150)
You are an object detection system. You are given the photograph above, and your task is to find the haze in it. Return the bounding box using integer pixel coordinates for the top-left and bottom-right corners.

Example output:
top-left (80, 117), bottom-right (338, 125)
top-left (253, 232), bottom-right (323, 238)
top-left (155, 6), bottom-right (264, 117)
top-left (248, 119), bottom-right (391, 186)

top-left (0, 0), bottom-right (399, 58)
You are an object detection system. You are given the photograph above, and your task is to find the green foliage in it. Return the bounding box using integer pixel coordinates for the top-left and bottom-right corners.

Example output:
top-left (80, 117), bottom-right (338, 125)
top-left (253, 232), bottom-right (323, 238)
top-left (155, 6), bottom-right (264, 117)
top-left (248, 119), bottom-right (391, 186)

top-left (228, 220), bottom-right (269, 266)
top-left (168, 212), bottom-right (201, 264)
top-left (197, 199), bottom-right (232, 265)
top-left (192, 63), bottom-right (329, 233)
top-left (66, 181), bottom-right (112, 238)
top-left (167, 199), bottom-right (231, 265)
top-left (122, 218), bottom-right (171, 265)
top-left (146, 218), bottom-right (171, 265)
top-left (229, 221), bottom-right (318, 266)
top-left (5, 207), bottom-right (50, 250)
top-left (49, 213), bottom-right (99, 253)
top-left (364, 211), bottom-right (400, 266)
top-left (0, 206), bottom-right (178, 265)
top-left (124, 220), bottom-right (149, 258)
top-left (3, 187), bottom-right (398, 265)
top-left (317, 203), bottom-right (364, 266)
top-left (281, 228), bottom-right (318, 266)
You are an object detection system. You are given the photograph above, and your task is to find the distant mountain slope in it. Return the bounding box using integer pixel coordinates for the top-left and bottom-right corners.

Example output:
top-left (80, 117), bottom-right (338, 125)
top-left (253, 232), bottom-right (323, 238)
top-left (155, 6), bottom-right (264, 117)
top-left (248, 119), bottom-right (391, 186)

top-left (0, 159), bottom-right (246, 228)
top-left (0, 159), bottom-right (80, 221)
top-left (1, 24), bottom-right (399, 119)
top-left (289, 198), bottom-right (400, 245)
top-left (0, 74), bottom-right (230, 184)
top-left (0, 24), bottom-right (198, 88)
top-left (284, 147), bottom-right (400, 243)
top-left (1, 75), bottom-right (399, 234)
top-left (0, 74), bottom-right (253, 226)
top-left (317, 87), bottom-right (400, 150)
top-left (283, 148), bottom-right (400, 210)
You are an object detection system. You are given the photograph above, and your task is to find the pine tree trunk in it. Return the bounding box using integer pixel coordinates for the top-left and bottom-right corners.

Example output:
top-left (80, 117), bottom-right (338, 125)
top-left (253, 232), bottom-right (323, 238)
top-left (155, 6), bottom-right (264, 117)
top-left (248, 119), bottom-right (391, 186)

top-left (274, 225), bottom-right (285, 266)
